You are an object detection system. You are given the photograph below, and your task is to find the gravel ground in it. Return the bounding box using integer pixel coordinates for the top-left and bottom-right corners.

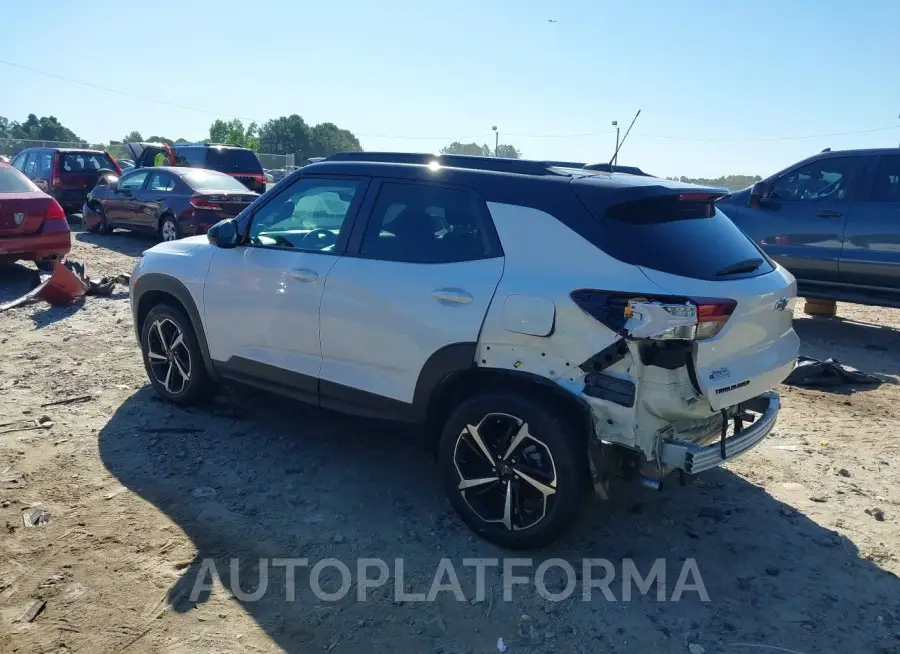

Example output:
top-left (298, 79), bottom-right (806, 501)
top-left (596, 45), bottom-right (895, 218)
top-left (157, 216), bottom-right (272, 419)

top-left (1, 226), bottom-right (899, 653)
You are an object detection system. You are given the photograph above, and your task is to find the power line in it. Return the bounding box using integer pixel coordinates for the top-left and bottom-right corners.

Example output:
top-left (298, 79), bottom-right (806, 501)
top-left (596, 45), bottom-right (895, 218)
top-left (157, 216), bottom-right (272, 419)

top-left (3, 58), bottom-right (899, 144)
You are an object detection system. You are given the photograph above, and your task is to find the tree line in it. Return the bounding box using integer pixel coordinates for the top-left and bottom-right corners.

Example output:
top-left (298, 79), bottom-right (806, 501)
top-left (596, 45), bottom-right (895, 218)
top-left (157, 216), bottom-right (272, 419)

top-left (667, 174), bottom-right (762, 191)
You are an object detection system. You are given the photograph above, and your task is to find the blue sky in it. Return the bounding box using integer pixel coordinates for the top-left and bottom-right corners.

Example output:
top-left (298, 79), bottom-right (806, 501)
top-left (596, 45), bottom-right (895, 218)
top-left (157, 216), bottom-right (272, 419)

top-left (3, 0), bottom-right (899, 177)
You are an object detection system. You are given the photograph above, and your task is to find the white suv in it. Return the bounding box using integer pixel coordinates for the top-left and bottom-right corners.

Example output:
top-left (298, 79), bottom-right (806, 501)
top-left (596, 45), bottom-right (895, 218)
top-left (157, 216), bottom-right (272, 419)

top-left (129, 153), bottom-right (799, 549)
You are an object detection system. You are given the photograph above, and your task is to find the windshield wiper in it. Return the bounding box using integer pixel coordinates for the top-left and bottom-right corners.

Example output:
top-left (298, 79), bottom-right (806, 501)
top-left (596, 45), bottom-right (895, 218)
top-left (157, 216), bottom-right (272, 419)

top-left (714, 257), bottom-right (764, 277)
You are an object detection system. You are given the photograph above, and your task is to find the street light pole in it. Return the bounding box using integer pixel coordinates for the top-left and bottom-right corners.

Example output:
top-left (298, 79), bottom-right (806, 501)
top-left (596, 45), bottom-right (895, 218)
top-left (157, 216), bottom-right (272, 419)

top-left (612, 120), bottom-right (620, 165)
top-left (492, 125), bottom-right (498, 157)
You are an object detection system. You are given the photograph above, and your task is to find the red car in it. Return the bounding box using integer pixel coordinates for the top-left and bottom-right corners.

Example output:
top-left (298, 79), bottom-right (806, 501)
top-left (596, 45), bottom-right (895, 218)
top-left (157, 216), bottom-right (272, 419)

top-left (0, 163), bottom-right (71, 267)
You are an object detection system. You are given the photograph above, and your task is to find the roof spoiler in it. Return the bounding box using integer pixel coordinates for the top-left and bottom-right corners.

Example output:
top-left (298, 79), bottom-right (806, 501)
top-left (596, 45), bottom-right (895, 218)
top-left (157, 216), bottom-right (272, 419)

top-left (582, 162), bottom-right (653, 176)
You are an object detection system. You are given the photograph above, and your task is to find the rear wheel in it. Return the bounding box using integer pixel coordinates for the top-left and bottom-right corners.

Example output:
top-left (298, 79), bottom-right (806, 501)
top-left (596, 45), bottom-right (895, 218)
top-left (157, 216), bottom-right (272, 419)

top-left (159, 215), bottom-right (181, 242)
top-left (140, 303), bottom-right (216, 405)
top-left (438, 392), bottom-right (591, 549)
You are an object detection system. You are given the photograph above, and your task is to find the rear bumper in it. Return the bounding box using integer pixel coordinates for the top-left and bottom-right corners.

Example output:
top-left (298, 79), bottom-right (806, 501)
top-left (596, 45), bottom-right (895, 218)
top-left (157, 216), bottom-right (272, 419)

top-left (0, 232), bottom-right (71, 261)
top-left (658, 392), bottom-right (780, 474)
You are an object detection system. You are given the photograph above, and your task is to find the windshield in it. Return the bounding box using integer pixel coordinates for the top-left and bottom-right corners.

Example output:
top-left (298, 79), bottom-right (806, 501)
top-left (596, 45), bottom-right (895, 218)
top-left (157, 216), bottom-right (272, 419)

top-left (59, 152), bottom-right (117, 173)
top-left (0, 166), bottom-right (38, 192)
top-left (204, 148), bottom-right (262, 173)
top-left (183, 170), bottom-right (252, 192)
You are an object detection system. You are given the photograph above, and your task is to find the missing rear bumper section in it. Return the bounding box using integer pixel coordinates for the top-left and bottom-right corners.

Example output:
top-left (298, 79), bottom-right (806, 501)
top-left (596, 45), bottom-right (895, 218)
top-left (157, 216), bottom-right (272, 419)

top-left (658, 392), bottom-right (780, 474)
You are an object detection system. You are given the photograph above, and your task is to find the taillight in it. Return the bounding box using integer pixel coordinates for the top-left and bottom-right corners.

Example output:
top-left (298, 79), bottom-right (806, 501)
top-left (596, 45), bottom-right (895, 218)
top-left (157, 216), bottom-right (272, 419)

top-left (190, 196), bottom-right (223, 211)
top-left (42, 199), bottom-right (69, 233)
top-left (694, 299), bottom-right (737, 340)
top-left (571, 290), bottom-right (735, 341)
top-left (51, 153), bottom-right (61, 188)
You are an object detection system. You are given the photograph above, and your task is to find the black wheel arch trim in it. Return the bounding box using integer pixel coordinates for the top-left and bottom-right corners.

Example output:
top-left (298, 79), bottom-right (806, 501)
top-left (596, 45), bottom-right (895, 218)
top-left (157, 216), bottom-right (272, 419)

top-left (132, 273), bottom-right (219, 382)
top-left (413, 342), bottom-right (479, 422)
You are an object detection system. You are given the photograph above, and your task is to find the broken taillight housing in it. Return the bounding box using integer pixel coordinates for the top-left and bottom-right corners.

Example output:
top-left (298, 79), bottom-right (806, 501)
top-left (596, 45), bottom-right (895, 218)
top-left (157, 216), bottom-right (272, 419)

top-left (571, 290), bottom-right (736, 341)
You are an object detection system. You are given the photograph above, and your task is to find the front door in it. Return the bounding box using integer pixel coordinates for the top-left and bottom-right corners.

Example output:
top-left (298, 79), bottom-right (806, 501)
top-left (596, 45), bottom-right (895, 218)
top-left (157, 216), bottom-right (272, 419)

top-left (107, 170), bottom-right (149, 224)
top-left (202, 174), bottom-right (369, 402)
top-left (727, 154), bottom-right (865, 283)
top-left (840, 153), bottom-right (900, 292)
top-left (319, 180), bottom-right (504, 414)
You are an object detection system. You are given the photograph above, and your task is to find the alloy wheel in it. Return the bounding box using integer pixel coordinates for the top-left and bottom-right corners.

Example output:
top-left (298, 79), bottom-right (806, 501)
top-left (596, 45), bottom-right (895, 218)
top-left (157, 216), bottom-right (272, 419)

top-left (146, 318), bottom-right (191, 395)
top-left (453, 412), bottom-right (558, 531)
top-left (161, 220), bottom-right (178, 242)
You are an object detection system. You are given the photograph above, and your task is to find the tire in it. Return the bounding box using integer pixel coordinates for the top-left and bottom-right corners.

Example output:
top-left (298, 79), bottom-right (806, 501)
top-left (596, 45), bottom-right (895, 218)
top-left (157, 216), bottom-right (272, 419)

top-left (159, 215), bottom-right (181, 242)
top-left (140, 303), bottom-right (216, 405)
top-left (438, 391), bottom-right (591, 549)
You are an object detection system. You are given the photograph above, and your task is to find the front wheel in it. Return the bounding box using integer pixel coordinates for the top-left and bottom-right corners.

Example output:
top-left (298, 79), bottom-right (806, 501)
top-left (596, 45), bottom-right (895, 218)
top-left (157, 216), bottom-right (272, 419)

top-left (438, 392), bottom-right (591, 549)
top-left (140, 303), bottom-right (216, 405)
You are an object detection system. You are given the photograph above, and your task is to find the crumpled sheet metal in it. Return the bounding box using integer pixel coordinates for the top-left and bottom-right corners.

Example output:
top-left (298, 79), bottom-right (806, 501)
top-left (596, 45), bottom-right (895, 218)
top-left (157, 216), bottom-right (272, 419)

top-left (0, 260), bottom-right (130, 312)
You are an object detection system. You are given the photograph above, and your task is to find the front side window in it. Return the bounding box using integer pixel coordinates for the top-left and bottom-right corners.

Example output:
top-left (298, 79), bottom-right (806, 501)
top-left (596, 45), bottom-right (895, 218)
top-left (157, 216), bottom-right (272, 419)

top-left (248, 177), bottom-right (360, 251)
top-left (360, 182), bottom-right (493, 263)
top-left (119, 170), bottom-right (149, 191)
top-left (770, 156), bottom-right (858, 202)
top-left (11, 153), bottom-right (27, 171)
top-left (870, 155), bottom-right (900, 202)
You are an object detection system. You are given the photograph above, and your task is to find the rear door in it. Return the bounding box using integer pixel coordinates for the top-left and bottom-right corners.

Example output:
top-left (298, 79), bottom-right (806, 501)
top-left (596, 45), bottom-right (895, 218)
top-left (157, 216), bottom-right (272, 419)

top-left (839, 153), bottom-right (900, 292)
top-left (725, 154), bottom-right (864, 283)
top-left (137, 171), bottom-right (179, 232)
top-left (318, 180), bottom-right (504, 413)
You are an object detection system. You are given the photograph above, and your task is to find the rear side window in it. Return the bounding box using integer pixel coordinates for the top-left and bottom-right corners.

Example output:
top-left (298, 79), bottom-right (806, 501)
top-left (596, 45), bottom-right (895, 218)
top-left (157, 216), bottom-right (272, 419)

top-left (360, 182), bottom-right (498, 263)
top-left (870, 155), bottom-right (900, 202)
top-left (183, 170), bottom-right (249, 192)
top-left (204, 148), bottom-right (262, 173)
top-left (575, 185), bottom-right (774, 280)
top-left (59, 152), bottom-right (116, 173)
top-left (0, 166), bottom-right (38, 192)
top-left (176, 147), bottom-right (206, 167)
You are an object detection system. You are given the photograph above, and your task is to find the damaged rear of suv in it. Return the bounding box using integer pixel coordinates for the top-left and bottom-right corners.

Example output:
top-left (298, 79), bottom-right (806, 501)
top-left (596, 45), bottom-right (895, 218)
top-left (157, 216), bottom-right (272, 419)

top-left (130, 153), bottom-right (798, 550)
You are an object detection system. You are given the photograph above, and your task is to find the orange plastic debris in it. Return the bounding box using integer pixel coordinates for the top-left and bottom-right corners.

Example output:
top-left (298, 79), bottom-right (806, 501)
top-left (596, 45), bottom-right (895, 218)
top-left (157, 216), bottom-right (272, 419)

top-left (37, 261), bottom-right (88, 306)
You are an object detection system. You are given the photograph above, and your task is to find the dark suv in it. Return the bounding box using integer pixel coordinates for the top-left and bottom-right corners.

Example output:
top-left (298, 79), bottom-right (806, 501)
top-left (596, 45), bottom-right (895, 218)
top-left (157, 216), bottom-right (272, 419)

top-left (11, 148), bottom-right (122, 214)
top-left (719, 148), bottom-right (900, 309)
top-left (127, 142), bottom-right (267, 195)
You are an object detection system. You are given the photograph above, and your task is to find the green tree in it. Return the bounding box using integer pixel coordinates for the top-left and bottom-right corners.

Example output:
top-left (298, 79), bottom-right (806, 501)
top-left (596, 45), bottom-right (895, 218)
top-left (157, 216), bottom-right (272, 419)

top-left (208, 119), bottom-right (228, 144)
top-left (440, 141), bottom-right (520, 158)
top-left (257, 114), bottom-right (310, 157)
top-left (441, 141), bottom-right (491, 156)
top-left (495, 144), bottom-right (521, 159)
top-left (123, 130), bottom-right (143, 143)
top-left (147, 135), bottom-right (173, 145)
top-left (2, 114), bottom-right (83, 142)
top-left (308, 122), bottom-right (362, 157)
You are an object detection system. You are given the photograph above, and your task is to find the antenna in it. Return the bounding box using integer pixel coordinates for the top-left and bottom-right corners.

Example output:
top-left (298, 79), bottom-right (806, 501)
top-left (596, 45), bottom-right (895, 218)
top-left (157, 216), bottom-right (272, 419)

top-left (609, 109), bottom-right (641, 166)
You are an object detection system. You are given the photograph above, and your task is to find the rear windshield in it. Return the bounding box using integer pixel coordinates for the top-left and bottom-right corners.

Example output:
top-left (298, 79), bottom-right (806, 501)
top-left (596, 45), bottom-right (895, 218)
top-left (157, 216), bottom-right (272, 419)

top-left (0, 166), bottom-right (37, 192)
top-left (59, 152), bottom-right (117, 173)
top-left (576, 189), bottom-right (774, 280)
top-left (182, 170), bottom-right (251, 191)
top-left (203, 148), bottom-right (262, 173)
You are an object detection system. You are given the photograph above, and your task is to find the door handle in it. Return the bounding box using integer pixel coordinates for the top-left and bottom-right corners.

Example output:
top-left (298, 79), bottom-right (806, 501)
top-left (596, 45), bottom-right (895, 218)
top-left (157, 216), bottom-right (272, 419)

top-left (432, 288), bottom-right (473, 305)
top-left (816, 210), bottom-right (842, 218)
top-left (288, 268), bottom-right (318, 282)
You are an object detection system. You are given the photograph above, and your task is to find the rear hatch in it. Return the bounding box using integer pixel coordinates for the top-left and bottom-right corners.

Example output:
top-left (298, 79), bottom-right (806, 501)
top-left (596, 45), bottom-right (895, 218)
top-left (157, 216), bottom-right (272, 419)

top-left (203, 147), bottom-right (265, 190)
top-left (573, 177), bottom-right (798, 409)
top-left (56, 151), bottom-right (120, 201)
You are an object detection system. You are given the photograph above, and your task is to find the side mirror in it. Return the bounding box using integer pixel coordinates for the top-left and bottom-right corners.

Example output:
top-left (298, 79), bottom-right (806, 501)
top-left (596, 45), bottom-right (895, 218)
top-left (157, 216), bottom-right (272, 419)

top-left (748, 181), bottom-right (772, 208)
top-left (207, 218), bottom-right (240, 249)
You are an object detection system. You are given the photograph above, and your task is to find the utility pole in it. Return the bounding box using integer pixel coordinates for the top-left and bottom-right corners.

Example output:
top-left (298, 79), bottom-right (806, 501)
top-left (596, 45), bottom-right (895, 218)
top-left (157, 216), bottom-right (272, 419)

top-left (492, 125), bottom-right (498, 156)
top-left (612, 121), bottom-right (620, 165)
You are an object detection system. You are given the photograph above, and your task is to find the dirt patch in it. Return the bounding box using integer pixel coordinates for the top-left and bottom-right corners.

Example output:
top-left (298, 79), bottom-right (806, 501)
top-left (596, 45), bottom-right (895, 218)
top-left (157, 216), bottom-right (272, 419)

top-left (2, 228), bottom-right (899, 653)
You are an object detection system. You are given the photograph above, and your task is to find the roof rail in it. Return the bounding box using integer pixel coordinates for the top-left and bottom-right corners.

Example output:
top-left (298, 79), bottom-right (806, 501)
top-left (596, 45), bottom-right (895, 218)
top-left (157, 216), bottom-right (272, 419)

top-left (323, 152), bottom-right (566, 176)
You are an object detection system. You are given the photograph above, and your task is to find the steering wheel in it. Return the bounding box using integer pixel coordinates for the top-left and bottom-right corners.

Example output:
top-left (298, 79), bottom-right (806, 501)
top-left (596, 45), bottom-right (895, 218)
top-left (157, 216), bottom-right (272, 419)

top-left (299, 228), bottom-right (337, 250)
